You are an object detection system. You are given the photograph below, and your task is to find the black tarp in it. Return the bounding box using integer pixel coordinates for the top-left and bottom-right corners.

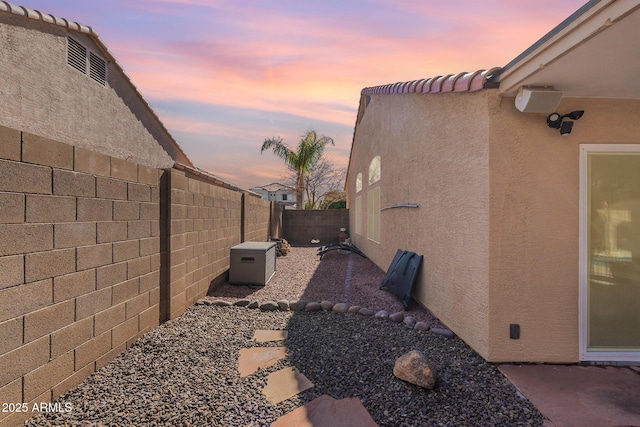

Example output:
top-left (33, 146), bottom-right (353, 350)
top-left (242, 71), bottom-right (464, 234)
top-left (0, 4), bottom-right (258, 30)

top-left (380, 249), bottom-right (423, 310)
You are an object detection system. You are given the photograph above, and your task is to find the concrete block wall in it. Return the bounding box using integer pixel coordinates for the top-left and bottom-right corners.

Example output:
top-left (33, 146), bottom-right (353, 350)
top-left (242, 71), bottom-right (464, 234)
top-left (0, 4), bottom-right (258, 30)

top-left (165, 169), bottom-right (243, 320)
top-left (243, 193), bottom-right (271, 242)
top-left (0, 126), bottom-right (161, 427)
top-left (282, 209), bottom-right (349, 245)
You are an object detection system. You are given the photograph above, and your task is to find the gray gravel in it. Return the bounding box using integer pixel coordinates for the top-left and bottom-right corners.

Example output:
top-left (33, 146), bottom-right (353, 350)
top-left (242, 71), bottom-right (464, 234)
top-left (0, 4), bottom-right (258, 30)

top-left (208, 247), bottom-right (444, 325)
top-left (26, 305), bottom-right (543, 426)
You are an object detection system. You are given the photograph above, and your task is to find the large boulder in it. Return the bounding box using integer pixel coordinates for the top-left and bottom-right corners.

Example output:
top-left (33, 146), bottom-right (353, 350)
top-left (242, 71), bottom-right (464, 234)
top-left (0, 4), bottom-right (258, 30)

top-left (393, 350), bottom-right (437, 390)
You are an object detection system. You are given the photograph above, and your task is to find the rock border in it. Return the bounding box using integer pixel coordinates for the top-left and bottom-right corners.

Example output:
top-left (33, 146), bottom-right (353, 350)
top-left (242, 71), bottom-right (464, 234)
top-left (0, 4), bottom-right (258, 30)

top-left (196, 298), bottom-right (455, 338)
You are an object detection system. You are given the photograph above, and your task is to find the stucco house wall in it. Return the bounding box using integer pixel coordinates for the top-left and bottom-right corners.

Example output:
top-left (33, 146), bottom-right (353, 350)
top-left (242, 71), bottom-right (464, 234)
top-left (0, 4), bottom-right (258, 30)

top-left (348, 90), bottom-right (492, 357)
top-left (0, 12), bottom-right (187, 169)
top-left (348, 88), bottom-right (640, 363)
top-left (487, 96), bottom-right (640, 362)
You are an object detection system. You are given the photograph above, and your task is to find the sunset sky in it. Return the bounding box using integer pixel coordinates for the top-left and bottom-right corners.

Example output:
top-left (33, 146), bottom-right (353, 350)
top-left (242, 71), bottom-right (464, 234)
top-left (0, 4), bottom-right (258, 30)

top-left (20, 0), bottom-right (587, 189)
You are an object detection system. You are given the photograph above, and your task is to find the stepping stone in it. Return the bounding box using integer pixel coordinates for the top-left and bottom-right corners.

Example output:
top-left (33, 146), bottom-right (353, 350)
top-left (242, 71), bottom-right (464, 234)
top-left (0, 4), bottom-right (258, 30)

top-left (263, 367), bottom-right (314, 405)
top-left (253, 330), bottom-right (288, 342)
top-left (272, 394), bottom-right (378, 427)
top-left (238, 347), bottom-right (287, 377)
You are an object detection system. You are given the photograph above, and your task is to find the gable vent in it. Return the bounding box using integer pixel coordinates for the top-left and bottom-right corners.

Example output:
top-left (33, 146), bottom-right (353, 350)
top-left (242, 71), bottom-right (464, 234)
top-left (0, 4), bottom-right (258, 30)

top-left (67, 37), bottom-right (86, 73)
top-left (89, 52), bottom-right (106, 86)
top-left (67, 37), bottom-right (107, 86)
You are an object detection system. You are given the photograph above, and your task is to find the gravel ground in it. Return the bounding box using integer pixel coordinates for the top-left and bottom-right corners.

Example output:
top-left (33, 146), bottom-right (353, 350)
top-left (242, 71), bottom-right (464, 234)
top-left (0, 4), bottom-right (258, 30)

top-left (25, 246), bottom-right (544, 426)
top-left (27, 306), bottom-right (543, 426)
top-left (207, 246), bottom-right (443, 325)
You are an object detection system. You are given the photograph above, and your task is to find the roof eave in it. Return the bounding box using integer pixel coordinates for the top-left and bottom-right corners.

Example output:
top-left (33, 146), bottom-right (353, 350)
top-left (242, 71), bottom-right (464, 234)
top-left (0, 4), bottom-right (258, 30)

top-left (494, 0), bottom-right (637, 96)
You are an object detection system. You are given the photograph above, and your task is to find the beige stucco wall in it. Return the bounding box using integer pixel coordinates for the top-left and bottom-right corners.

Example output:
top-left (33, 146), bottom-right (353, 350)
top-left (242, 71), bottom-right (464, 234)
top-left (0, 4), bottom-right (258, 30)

top-left (487, 97), bottom-right (640, 362)
top-left (348, 91), bottom-right (492, 357)
top-left (0, 14), bottom-right (177, 169)
top-left (349, 90), bottom-right (640, 363)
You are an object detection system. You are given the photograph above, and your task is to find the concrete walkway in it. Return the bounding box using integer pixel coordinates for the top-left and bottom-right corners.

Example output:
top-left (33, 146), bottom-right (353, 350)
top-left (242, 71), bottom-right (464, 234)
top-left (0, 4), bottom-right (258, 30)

top-left (499, 364), bottom-right (640, 427)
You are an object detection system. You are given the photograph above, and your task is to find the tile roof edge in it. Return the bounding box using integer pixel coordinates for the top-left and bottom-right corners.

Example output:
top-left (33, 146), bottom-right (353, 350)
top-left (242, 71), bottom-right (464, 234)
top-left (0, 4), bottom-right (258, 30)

top-left (361, 67), bottom-right (503, 95)
top-left (0, 1), bottom-right (94, 34)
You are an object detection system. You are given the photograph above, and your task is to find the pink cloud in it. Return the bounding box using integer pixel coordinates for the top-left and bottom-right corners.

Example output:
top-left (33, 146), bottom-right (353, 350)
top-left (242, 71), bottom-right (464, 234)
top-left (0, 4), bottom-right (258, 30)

top-left (39, 0), bottom-right (586, 188)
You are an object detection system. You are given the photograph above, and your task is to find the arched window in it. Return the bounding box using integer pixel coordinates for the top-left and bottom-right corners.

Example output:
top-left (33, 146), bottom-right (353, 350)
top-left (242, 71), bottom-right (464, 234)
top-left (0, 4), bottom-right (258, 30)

top-left (369, 156), bottom-right (381, 184)
top-left (367, 156), bottom-right (381, 243)
top-left (355, 173), bottom-right (362, 193)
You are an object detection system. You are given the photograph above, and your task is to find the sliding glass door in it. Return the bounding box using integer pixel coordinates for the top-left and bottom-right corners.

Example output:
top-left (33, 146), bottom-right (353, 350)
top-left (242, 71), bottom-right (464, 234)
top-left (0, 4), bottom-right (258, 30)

top-left (580, 145), bottom-right (640, 361)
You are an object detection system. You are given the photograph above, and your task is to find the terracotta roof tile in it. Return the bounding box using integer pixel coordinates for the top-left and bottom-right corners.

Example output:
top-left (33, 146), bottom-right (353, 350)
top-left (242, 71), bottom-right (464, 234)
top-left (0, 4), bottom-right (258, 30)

top-left (0, 1), bottom-right (94, 34)
top-left (361, 67), bottom-right (503, 95)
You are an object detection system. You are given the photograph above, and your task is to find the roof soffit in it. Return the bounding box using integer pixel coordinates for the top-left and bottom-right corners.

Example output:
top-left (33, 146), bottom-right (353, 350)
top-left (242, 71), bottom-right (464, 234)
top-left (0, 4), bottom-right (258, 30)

top-left (497, 0), bottom-right (640, 99)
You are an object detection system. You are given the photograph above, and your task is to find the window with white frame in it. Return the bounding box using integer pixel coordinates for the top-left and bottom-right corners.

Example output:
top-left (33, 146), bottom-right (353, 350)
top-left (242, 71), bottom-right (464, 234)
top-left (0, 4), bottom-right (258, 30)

top-left (367, 156), bottom-right (381, 243)
top-left (369, 156), bottom-right (381, 184)
top-left (354, 195), bottom-right (362, 235)
top-left (356, 172), bottom-right (362, 193)
top-left (367, 187), bottom-right (380, 242)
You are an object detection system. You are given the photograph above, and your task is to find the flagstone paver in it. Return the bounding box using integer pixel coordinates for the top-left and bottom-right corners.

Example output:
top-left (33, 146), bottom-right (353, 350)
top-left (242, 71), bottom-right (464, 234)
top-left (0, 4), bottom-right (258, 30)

top-left (253, 329), bottom-right (288, 342)
top-left (271, 394), bottom-right (379, 427)
top-left (238, 347), bottom-right (287, 377)
top-left (262, 367), bottom-right (314, 405)
top-left (239, 326), bottom-right (377, 424)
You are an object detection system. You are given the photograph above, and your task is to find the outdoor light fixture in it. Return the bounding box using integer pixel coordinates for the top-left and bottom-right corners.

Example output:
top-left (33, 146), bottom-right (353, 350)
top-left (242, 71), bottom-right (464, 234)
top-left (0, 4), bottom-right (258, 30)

top-left (546, 110), bottom-right (584, 135)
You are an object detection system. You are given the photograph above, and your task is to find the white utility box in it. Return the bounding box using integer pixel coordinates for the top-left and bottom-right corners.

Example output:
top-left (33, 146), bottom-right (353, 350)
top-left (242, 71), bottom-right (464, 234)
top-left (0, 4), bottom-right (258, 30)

top-left (229, 241), bottom-right (277, 286)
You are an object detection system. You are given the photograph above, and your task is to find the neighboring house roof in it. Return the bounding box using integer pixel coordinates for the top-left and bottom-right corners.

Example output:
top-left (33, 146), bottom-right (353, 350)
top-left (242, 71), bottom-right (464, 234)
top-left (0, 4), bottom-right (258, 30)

top-left (0, 1), bottom-right (194, 168)
top-left (250, 182), bottom-right (296, 193)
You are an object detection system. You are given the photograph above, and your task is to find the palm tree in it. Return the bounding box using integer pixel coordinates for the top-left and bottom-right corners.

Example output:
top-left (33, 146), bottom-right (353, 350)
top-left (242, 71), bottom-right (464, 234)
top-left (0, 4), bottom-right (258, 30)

top-left (261, 130), bottom-right (334, 209)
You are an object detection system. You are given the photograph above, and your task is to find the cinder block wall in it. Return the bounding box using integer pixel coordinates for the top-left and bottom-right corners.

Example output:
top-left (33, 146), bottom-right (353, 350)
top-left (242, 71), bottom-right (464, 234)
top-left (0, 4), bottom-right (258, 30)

top-left (165, 169), bottom-right (244, 320)
top-left (243, 193), bottom-right (271, 242)
top-left (282, 209), bottom-right (349, 245)
top-left (0, 126), bottom-right (161, 426)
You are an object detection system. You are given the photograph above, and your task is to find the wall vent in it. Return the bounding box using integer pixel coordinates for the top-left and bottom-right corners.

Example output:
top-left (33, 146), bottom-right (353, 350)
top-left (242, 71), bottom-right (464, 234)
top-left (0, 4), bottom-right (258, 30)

top-left (89, 52), bottom-right (106, 86)
top-left (67, 37), bottom-right (107, 86)
top-left (67, 37), bottom-right (86, 73)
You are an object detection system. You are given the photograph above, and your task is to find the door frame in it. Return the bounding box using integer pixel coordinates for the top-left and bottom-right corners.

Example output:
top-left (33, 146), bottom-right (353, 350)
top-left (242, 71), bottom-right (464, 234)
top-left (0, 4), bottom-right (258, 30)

top-left (579, 144), bottom-right (640, 362)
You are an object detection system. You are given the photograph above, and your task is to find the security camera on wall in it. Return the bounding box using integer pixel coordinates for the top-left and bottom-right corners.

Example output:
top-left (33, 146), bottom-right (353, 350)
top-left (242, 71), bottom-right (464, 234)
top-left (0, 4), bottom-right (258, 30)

top-left (515, 87), bottom-right (563, 113)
